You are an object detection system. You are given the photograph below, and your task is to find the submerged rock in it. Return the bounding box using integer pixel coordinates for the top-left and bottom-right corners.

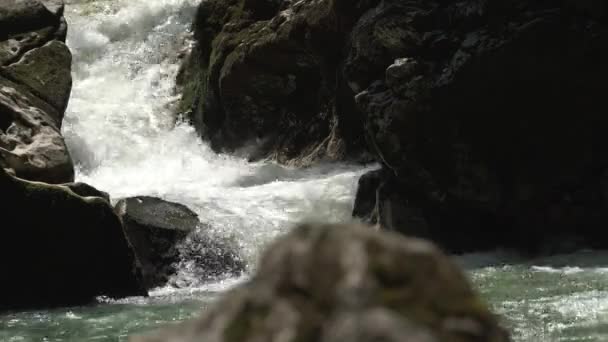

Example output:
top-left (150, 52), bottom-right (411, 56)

top-left (116, 196), bottom-right (245, 289)
top-left (0, 0), bottom-right (73, 184)
top-left (131, 223), bottom-right (509, 342)
top-left (0, 168), bottom-right (146, 310)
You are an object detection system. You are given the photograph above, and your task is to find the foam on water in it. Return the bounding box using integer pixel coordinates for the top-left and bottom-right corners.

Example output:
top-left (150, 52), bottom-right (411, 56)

top-left (467, 250), bottom-right (608, 341)
top-left (61, 0), bottom-right (371, 280)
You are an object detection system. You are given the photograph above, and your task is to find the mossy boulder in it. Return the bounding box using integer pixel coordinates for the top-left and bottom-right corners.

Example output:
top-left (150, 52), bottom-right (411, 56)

top-left (131, 223), bottom-right (508, 342)
top-left (178, 0), bottom-right (374, 165)
top-left (0, 168), bottom-right (146, 310)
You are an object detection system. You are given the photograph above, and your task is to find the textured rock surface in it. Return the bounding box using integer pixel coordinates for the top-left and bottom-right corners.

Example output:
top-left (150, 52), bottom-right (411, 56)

top-left (0, 0), bottom-right (73, 183)
top-left (178, 0), bottom-right (373, 165)
top-left (131, 223), bottom-right (509, 342)
top-left (349, 0), bottom-right (608, 253)
top-left (116, 196), bottom-right (245, 289)
top-left (0, 168), bottom-right (146, 310)
top-left (181, 0), bottom-right (608, 252)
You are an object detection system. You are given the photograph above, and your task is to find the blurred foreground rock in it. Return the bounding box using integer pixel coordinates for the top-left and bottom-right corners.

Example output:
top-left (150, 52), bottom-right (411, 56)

top-left (132, 223), bottom-right (509, 342)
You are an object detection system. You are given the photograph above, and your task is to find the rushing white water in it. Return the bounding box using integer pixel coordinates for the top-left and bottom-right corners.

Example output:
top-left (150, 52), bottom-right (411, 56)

top-left (2, 1), bottom-right (607, 341)
top-left (61, 0), bottom-right (370, 282)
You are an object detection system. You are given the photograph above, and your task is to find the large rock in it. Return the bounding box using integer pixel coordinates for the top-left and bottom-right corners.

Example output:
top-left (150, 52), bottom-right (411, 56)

top-left (131, 223), bottom-right (509, 342)
top-left (0, 81), bottom-right (73, 183)
top-left (0, 168), bottom-right (146, 310)
top-left (178, 0), bottom-right (372, 165)
top-left (349, 1), bottom-right (608, 253)
top-left (0, 0), bottom-right (73, 183)
top-left (116, 196), bottom-right (245, 289)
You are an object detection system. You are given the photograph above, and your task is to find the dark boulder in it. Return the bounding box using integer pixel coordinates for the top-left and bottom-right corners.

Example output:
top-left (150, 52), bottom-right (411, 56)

top-left (116, 196), bottom-right (245, 289)
top-left (177, 0), bottom-right (373, 165)
top-left (0, 168), bottom-right (146, 310)
top-left (132, 223), bottom-right (509, 342)
top-left (181, 0), bottom-right (608, 254)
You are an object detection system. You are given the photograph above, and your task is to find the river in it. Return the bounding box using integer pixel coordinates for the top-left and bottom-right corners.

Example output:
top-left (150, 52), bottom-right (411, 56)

top-left (1, 0), bottom-right (607, 341)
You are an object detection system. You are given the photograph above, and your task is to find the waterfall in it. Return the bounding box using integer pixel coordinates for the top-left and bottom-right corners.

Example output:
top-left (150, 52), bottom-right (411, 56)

top-left (61, 0), bottom-right (370, 285)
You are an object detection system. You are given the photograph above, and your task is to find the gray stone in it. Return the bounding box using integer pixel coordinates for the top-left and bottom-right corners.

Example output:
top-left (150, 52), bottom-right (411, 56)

top-left (131, 223), bottom-right (509, 342)
top-left (116, 196), bottom-right (245, 289)
top-left (2, 40), bottom-right (72, 112)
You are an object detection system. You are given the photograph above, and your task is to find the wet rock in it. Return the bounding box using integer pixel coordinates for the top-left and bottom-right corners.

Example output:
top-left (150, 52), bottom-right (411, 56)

top-left (131, 223), bottom-right (509, 342)
top-left (0, 81), bottom-right (73, 183)
top-left (116, 196), bottom-right (245, 289)
top-left (0, 0), bottom-right (73, 183)
top-left (63, 182), bottom-right (110, 201)
top-left (0, 168), bottom-right (146, 310)
top-left (2, 40), bottom-right (72, 112)
top-left (0, 0), bottom-right (59, 36)
top-left (116, 196), bottom-right (199, 289)
top-left (177, 0), bottom-right (373, 165)
top-left (181, 0), bottom-right (608, 254)
top-left (349, 1), bottom-right (608, 253)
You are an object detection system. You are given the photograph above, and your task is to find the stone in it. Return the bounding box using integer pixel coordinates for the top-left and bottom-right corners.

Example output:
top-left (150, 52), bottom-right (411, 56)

top-left (0, 168), bottom-right (146, 310)
top-left (116, 196), bottom-right (245, 289)
top-left (348, 0), bottom-right (608, 253)
top-left (115, 196), bottom-right (199, 289)
top-left (131, 223), bottom-right (509, 342)
top-left (177, 0), bottom-right (372, 165)
top-left (0, 0), bottom-right (74, 184)
top-left (0, 81), bottom-right (74, 183)
top-left (63, 182), bottom-right (110, 201)
top-left (2, 40), bottom-right (72, 112)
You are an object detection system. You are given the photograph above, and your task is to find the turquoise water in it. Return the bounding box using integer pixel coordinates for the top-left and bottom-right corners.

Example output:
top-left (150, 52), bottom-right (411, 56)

top-left (0, 295), bottom-right (205, 341)
top-left (3, 251), bottom-right (608, 341)
top-left (468, 251), bottom-right (608, 341)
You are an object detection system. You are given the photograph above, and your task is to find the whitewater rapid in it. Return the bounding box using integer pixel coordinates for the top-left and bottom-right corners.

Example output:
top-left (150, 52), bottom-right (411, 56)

top-left (61, 0), bottom-right (370, 285)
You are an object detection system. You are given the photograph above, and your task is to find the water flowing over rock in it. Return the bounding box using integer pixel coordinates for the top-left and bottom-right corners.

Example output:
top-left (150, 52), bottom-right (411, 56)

top-left (0, 0), bottom-right (73, 183)
top-left (0, 168), bottom-right (146, 310)
top-left (131, 223), bottom-right (509, 342)
top-left (116, 196), bottom-right (245, 289)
